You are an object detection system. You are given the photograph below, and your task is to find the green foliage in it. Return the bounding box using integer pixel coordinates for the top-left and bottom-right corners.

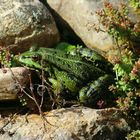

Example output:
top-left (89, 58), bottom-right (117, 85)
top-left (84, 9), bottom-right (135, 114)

top-left (126, 130), bottom-right (140, 140)
top-left (19, 95), bottom-right (27, 106)
top-left (0, 48), bottom-right (15, 67)
top-left (96, 1), bottom-right (140, 47)
top-left (110, 49), bottom-right (140, 115)
top-left (96, 0), bottom-right (140, 116)
top-left (113, 50), bottom-right (136, 92)
top-left (129, 0), bottom-right (140, 10)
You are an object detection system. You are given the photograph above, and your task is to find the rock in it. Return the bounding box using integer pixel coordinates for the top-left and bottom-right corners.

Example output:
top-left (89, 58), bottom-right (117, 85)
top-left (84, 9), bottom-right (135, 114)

top-left (0, 67), bottom-right (30, 100)
top-left (0, 107), bottom-right (131, 139)
top-left (47, 0), bottom-right (140, 56)
top-left (0, 0), bottom-right (60, 53)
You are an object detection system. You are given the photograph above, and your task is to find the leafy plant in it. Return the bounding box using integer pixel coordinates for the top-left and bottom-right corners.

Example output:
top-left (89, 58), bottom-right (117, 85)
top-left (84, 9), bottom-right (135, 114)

top-left (95, 0), bottom-right (140, 116)
top-left (126, 130), bottom-right (140, 140)
top-left (109, 49), bottom-right (140, 115)
top-left (0, 47), bottom-right (15, 68)
top-left (96, 1), bottom-right (140, 49)
top-left (129, 0), bottom-right (140, 10)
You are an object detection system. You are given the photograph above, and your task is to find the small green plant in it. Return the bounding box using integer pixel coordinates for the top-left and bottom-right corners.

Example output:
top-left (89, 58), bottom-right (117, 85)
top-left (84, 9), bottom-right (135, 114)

top-left (110, 49), bottom-right (140, 115)
top-left (0, 47), bottom-right (15, 68)
top-left (129, 0), bottom-right (140, 10)
top-left (95, 0), bottom-right (140, 116)
top-left (96, 1), bottom-right (140, 49)
top-left (126, 130), bottom-right (140, 140)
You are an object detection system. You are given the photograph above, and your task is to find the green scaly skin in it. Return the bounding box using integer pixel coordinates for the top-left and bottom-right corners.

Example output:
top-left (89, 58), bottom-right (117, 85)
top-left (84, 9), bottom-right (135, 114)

top-left (16, 43), bottom-right (114, 106)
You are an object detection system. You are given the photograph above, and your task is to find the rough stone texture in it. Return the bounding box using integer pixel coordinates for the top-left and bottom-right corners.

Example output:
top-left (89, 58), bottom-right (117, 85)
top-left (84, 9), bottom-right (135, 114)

top-left (47, 0), bottom-right (140, 56)
top-left (0, 107), bottom-right (130, 140)
top-left (0, 0), bottom-right (60, 53)
top-left (0, 67), bottom-right (30, 100)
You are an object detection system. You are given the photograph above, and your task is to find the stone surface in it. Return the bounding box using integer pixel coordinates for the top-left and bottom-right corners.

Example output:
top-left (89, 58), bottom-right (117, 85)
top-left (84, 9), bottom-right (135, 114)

top-left (47, 0), bottom-right (140, 56)
top-left (0, 0), bottom-right (60, 53)
top-left (0, 67), bottom-right (30, 100)
top-left (0, 107), bottom-right (130, 140)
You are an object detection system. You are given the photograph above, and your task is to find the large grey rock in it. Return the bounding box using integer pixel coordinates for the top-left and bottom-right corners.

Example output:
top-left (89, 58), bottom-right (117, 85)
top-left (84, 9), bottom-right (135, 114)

top-left (47, 0), bottom-right (140, 56)
top-left (0, 107), bottom-right (130, 140)
top-left (0, 0), bottom-right (60, 53)
top-left (0, 67), bottom-right (30, 100)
